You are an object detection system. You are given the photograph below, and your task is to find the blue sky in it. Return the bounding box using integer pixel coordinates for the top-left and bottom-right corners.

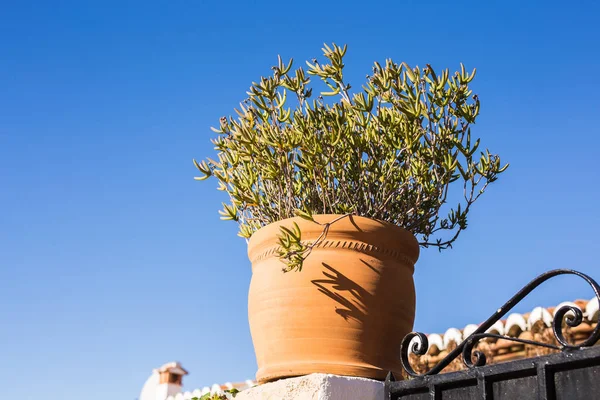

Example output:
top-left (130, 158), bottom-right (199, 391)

top-left (1, 1), bottom-right (599, 399)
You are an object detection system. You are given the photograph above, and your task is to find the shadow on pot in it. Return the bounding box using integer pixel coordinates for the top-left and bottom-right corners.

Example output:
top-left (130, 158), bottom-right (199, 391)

top-left (311, 262), bottom-right (376, 322)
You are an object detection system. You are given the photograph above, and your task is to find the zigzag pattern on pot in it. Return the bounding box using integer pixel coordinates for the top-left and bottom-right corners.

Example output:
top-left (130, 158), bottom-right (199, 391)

top-left (250, 239), bottom-right (417, 266)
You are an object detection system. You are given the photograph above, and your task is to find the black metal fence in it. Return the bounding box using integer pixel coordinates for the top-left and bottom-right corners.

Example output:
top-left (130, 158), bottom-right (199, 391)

top-left (386, 269), bottom-right (600, 400)
top-left (385, 345), bottom-right (600, 400)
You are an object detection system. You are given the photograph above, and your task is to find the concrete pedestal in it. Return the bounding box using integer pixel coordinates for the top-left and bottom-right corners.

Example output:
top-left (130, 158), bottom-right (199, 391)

top-left (236, 373), bottom-right (384, 400)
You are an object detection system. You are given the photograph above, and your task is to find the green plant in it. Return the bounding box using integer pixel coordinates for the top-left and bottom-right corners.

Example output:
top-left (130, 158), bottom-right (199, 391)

top-left (192, 388), bottom-right (239, 400)
top-left (192, 394), bottom-right (227, 400)
top-left (194, 44), bottom-right (508, 271)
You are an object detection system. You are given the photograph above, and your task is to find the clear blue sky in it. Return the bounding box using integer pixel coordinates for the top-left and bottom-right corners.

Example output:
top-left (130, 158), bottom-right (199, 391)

top-left (1, 1), bottom-right (599, 399)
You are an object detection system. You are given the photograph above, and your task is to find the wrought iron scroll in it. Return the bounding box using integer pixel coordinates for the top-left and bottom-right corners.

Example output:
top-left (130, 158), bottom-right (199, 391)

top-left (400, 269), bottom-right (600, 377)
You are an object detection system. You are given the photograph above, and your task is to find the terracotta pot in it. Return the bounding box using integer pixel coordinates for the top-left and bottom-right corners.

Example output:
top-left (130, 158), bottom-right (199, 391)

top-left (247, 214), bottom-right (419, 383)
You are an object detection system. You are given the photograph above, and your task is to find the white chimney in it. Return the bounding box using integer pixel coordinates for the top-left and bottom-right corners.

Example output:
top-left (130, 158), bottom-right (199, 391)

top-left (139, 362), bottom-right (188, 400)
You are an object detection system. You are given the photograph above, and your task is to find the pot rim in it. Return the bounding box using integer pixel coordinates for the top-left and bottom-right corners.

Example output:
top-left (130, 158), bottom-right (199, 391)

top-left (247, 214), bottom-right (420, 266)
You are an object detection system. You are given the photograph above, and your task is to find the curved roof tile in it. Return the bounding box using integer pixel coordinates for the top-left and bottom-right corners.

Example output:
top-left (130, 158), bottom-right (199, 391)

top-left (427, 333), bottom-right (445, 352)
top-left (586, 297), bottom-right (599, 322)
top-left (443, 328), bottom-right (462, 348)
top-left (485, 320), bottom-right (505, 336)
top-left (505, 313), bottom-right (527, 337)
top-left (528, 306), bottom-right (553, 328)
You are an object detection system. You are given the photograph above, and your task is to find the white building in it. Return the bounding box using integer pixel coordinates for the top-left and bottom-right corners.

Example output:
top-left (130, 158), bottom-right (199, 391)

top-left (139, 361), bottom-right (255, 400)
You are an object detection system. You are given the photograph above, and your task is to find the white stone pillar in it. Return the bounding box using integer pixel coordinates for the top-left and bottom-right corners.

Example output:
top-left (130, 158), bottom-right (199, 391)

top-left (235, 373), bottom-right (384, 400)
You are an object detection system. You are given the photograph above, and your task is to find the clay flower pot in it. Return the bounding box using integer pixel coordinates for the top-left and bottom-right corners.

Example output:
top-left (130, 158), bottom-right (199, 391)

top-left (247, 214), bottom-right (419, 383)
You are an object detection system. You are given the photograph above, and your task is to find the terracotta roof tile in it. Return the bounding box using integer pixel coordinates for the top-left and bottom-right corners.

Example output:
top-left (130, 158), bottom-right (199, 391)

top-left (408, 298), bottom-right (598, 374)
